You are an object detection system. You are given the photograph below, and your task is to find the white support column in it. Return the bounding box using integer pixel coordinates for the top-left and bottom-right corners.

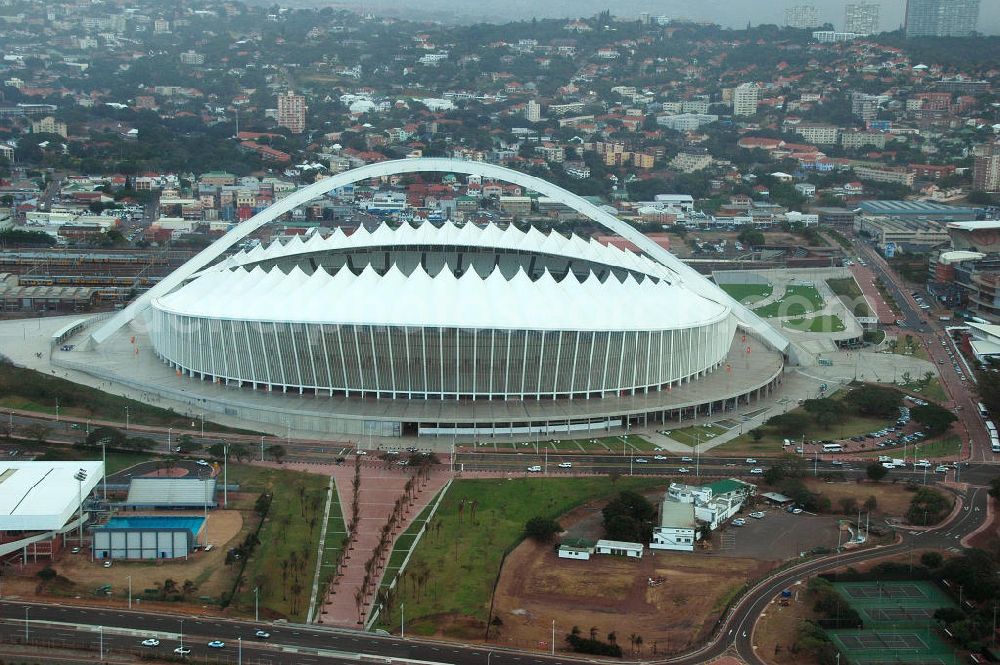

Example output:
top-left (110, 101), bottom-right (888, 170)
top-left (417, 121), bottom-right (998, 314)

top-left (569, 331), bottom-right (580, 398)
top-left (289, 323), bottom-right (304, 393)
top-left (271, 322), bottom-right (286, 390)
top-left (336, 325), bottom-right (349, 395)
top-left (353, 325), bottom-right (365, 396)
top-left (319, 324), bottom-right (334, 396)
top-left (303, 323), bottom-right (319, 392)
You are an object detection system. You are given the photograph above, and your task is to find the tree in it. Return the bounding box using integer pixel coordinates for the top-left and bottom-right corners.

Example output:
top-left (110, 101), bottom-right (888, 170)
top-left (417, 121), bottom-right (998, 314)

top-left (22, 423), bottom-right (51, 445)
top-left (989, 476), bottom-right (1000, 501)
top-left (524, 517), bottom-right (562, 542)
top-left (920, 551), bottom-right (943, 569)
top-left (267, 444), bottom-right (287, 463)
top-left (906, 487), bottom-right (951, 526)
top-left (866, 462), bottom-right (888, 482)
top-left (602, 491), bottom-right (656, 543)
top-left (845, 385), bottom-right (902, 418)
top-left (84, 426), bottom-right (126, 449)
top-left (910, 403), bottom-right (958, 437)
top-left (863, 495), bottom-right (878, 512)
top-left (766, 412), bottom-right (811, 437)
top-left (208, 442), bottom-right (227, 459)
top-left (176, 434), bottom-right (201, 453)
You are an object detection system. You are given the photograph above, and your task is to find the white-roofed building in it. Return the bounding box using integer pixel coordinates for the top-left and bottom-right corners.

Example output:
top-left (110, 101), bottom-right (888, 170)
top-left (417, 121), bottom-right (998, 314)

top-left (967, 321), bottom-right (1000, 362)
top-left (0, 461), bottom-right (103, 532)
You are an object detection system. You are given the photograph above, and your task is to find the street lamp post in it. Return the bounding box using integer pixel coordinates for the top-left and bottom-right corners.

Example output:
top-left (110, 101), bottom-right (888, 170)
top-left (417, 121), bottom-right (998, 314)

top-left (223, 442), bottom-right (229, 508)
top-left (24, 607), bottom-right (28, 642)
top-left (74, 468), bottom-right (88, 547)
top-left (179, 619), bottom-right (184, 650)
top-left (401, 601), bottom-right (405, 638)
top-left (55, 397), bottom-right (59, 422)
top-left (260, 435), bottom-right (265, 462)
top-left (99, 625), bottom-right (103, 660)
top-left (551, 619), bottom-right (555, 655)
top-left (101, 441), bottom-right (107, 502)
top-left (127, 574), bottom-right (132, 609)
top-left (124, 405), bottom-right (129, 430)
top-left (200, 412), bottom-right (205, 438)
top-left (238, 636), bottom-right (242, 665)
top-left (168, 427), bottom-right (172, 453)
top-left (254, 586), bottom-right (260, 622)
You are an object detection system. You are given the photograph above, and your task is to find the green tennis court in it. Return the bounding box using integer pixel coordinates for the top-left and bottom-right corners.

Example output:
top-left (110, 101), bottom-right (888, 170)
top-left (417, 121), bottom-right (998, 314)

top-left (827, 629), bottom-right (955, 665)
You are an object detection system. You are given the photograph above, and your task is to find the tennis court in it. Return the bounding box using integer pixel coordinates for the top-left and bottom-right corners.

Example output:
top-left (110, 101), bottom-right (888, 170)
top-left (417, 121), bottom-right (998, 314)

top-left (827, 629), bottom-right (955, 665)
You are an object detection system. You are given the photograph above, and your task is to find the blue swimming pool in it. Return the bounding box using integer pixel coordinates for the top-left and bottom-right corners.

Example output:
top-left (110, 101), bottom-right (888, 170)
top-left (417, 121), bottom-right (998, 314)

top-left (101, 516), bottom-right (205, 535)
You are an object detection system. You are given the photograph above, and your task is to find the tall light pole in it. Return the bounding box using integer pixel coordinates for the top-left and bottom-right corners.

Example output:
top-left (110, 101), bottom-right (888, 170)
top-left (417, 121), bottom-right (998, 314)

top-left (401, 601), bottom-right (405, 638)
top-left (55, 397), bottom-right (59, 422)
top-left (74, 468), bottom-right (88, 546)
top-left (124, 404), bottom-right (129, 430)
top-left (101, 441), bottom-right (107, 502)
top-left (254, 586), bottom-right (260, 622)
top-left (200, 412), bottom-right (205, 438)
top-left (260, 435), bottom-right (265, 462)
top-left (24, 607), bottom-right (28, 642)
top-left (551, 619), bottom-right (555, 655)
top-left (179, 619), bottom-right (184, 650)
top-left (99, 625), bottom-right (103, 660)
top-left (223, 442), bottom-right (229, 508)
top-left (238, 636), bottom-right (242, 665)
top-left (167, 427), bottom-right (172, 453)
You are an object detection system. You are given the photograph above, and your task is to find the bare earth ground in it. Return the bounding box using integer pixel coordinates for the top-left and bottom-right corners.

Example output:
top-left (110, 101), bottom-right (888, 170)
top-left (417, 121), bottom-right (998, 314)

top-left (4, 509), bottom-right (248, 605)
top-left (491, 500), bottom-right (773, 657)
top-left (800, 478), bottom-right (915, 518)
top-left (754, 584), bottom-right (821, 665)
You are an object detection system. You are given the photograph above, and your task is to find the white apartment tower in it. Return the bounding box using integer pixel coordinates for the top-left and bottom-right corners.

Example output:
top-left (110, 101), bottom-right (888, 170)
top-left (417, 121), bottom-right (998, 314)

top-left (844, 3), bottom-right (880, 34)
top-left (733, 83), bottom-right (759, 117)
top-left (277, 91), bottom-right (307, 134)
top-left (785, 5), bottom-right (820, 29)
top-left (525, 99), bottom-right (542, 122)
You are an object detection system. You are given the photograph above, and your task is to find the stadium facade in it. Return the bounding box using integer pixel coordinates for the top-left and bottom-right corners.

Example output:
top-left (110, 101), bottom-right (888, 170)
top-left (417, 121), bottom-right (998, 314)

top-left (79, 158), bottom-right (789, 438)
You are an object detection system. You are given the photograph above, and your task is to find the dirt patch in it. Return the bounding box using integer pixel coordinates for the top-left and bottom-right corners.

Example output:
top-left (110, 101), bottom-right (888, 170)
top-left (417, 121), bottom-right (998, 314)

top-left (5, 510), bottom-right (249, 606)
top-left (491, 538), bottom-right (769, 656)
top-left (802, 478), bottom-right (914, 519)
top-left (753, 585), bottom-right (821, 665)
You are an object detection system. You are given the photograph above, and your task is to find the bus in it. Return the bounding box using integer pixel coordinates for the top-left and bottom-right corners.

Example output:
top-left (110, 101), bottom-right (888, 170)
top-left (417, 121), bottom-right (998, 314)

top-left (822, 443), bottom-right (844, 452)
top-left (979, 403), bottom-right (989, 419)
top-left (992, 436), bottom-right (1000, 453)
top-left (988, 421), bottom-right (998, 436)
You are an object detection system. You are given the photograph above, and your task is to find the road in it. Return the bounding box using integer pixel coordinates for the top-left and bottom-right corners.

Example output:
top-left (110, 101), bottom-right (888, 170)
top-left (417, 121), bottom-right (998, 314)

top-left (853, 239), bottom-right (995, 463)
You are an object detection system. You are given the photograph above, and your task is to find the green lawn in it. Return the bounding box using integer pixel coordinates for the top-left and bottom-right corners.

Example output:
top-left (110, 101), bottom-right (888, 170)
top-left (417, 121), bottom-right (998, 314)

top-left (380, 488), bottom-right (446, 589)
top-left (826, 277), bottom-right (872, 318)
top-left (376, 477), bottom-right (668, 636)
top-left (783, 315), bottom-right (846, 333)
top-left (664, 424), bottom-right (728, 447)
top-left (226, 464), bottom-right (330, 621)
top-left (897, 375), bottom-right (947, 402)
top-left (912, 436), bottom-right (962, 459)
top-left (753, 285), bottom-right (825, 318)
top-left (720, 283), bottom-right (774, 304)
top-left (0, 361), bottom-right (257, 434)
top-left (316, 478), bottom-right (345, 611)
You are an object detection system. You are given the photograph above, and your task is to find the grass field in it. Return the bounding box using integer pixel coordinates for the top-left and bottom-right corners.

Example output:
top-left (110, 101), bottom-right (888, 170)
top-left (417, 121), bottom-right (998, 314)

top-left (0, 361), bottom-right (256, 434)
top-left (316, 478), bottom-right (345, 611)
top-left (380, 488), bottom-right (445, 590)
top-left (665, 424), bottom-right (728, 447)
top-left (473, 436), bottom-right (656, 454)
top-left (753, 285), bottom-right (825, 318)
top-left (377, 477), bottom-right (668, 635)
top-left (911, 435), bottom-right (962, 459)
top-left (783, 315), bottom-right (846, 333)
top-left (226, 464), bottom-right (330, 621)
top-left (827, 277), bottom-right (873, 318)
top-left (720, 283), bottom-right (773, 304)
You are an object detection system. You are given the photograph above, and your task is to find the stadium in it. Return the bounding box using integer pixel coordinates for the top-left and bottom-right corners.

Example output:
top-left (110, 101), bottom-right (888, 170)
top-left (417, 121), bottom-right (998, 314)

top-left (64, 158), bottom-right (790, 438)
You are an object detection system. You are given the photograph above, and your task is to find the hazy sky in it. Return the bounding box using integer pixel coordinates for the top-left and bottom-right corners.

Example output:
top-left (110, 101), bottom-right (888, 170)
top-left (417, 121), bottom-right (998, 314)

top-left (339, 0), bottom-right (999, 34)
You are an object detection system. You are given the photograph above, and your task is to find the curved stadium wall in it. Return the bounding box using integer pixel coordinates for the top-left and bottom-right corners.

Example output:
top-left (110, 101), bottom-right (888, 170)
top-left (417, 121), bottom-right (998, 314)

top-left (148, 310), bottom-right (736, 400)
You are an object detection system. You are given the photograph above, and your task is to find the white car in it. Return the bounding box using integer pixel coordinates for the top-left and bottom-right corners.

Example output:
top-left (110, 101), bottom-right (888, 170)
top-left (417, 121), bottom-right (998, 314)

top-left (935, 465), bottom-right (950, 473)
top-left (254, 630), bottom-right (270, 639)
top-left (732, 518), bottom-right (746, 526)
top-left (527, 465), bottom-right (542, 473)
top-left (913, 461), bottom-right (932, 468)
top-left (557, 462), bottom-right (573, 469)
top-left (677, 467), bottom-right (691, 473)
top-left (750, 467), bottom-right (764, 474)
top-left (196, 459), bottom-right (209, 466)
top-left (653, 455), bottom-right (668, 460)
top-left (174, 646), bottom-right (191, 655)
top-left (745, 458), bottom-right (757, 464)
top-left (141, 639), bottom-right (160, 647)
top-left (749, 511), bottom-right (765, 519)
top-left (681, 456), bottom-right (693, 462)
top-left (634, 458), bottom-right (649, 463)
top-left (208, 641), bottom-right (225, 648)
top-left (103, 560), bottom-right (113, 568)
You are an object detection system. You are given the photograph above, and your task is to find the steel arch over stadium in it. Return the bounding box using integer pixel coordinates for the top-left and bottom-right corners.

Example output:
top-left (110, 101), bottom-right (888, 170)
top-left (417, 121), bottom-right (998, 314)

top-left (90, 157), bottom-right (790, 355)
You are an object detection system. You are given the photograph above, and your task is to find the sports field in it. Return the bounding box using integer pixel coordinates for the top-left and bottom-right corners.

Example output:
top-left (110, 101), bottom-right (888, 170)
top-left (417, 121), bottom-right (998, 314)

top-left (753, 284), bottom-right (825, 318)
top-left (827, 629), bottom-right (955, 665)
top-left (720, 283), bottom-right (773, 304)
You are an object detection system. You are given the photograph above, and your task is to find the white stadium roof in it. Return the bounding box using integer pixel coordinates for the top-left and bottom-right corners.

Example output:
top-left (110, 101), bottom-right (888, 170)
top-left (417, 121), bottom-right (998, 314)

top-left (0, 461), bottom-right (104, 532)
top-left (156, 262), bottom-right (729, 331)
top-left (203, 221), bottom-right (678, 282)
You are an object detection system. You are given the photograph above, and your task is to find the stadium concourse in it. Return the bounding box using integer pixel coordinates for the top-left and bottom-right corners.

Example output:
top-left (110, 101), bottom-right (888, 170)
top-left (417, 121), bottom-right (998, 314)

top-left (43, 159), bottom-right (791, 440)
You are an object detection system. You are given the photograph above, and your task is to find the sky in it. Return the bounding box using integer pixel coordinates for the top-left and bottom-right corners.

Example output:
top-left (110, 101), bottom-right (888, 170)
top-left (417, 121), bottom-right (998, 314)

top-left (322, 0), bottom-right (1000, 34)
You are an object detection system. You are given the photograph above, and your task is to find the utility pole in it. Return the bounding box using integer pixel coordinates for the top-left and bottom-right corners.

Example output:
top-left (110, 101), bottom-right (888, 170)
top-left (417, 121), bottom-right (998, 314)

top-left (223, 442), bottom-right (229, 508)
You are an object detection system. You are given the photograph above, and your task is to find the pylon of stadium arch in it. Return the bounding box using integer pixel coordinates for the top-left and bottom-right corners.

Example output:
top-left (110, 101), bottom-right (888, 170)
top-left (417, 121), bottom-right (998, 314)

top-left (89, 157), bottom-right (790, 354)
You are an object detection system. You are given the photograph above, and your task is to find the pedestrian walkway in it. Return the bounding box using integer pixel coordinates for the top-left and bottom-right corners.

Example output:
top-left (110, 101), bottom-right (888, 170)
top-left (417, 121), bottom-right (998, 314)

top-left (302, 461), bottom-right (450, 627)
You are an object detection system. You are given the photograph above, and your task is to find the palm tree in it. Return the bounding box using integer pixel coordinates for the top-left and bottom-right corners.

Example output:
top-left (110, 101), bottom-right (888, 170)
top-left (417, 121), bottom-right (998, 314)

top-left (589, 627), bottom-right (598, 641)
top-left (635, 635), bottom-right (643, 656)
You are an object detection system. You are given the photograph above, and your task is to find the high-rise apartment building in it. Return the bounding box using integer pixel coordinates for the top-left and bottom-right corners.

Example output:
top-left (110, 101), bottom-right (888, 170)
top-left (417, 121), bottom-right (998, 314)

top-left (851, 92), bottom-right (880, 122)
top-left (525, 99), bottom-right (541, 122)
top-left (733, 83), bottom-right (759, 117)
top-left (974, 143), bottom-right (1000, 193)
top-left (785, 5), bottom-right (820, 29)
top-left (905, 0), bottom-right (980, 37)
top-left (844, 3), bottom-right (880, 34)
top-left (277, 90), bottom-right (307, 134)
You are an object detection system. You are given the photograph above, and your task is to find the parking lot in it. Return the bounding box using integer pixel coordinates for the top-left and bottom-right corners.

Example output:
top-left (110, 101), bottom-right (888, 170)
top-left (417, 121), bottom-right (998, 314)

top-left (711, 508), bottom-right (842, 560)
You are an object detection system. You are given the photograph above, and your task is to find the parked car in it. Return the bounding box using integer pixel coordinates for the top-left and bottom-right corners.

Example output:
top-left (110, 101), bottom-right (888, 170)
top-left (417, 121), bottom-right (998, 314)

top-left (935, 465), bottom-right (950, 473)
top-left (196, 459), bottom-right (209, 466)
top-left (732, 518), bottom-right (746, 527)
top-left (103, 560), bottom-right (112, 568)
top-left (749, 511), bottom-right (765, 519)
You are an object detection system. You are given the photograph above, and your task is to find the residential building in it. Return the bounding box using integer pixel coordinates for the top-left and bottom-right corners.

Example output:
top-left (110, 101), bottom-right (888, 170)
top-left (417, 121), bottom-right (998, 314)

top-left (853, 165), bottom-right (917, 188)
top-left (30, 116), bottom-right (68, 138)
top-left (499, 196), bottom-right (532, 216)
top-left (557, 539), bottom-right (594, 560)
top-left (812, 31), bottom-right (865, 42)
top-left (525, 99), bottom-right (541, 122)
top-left (657, 113), bottom-right (718, 132)
top-left (179, 50), bottom-right (205, 65)
top-left (594, 540), bottom-right (643, 558)
top-left (795, 124), bottom-right (840, 145)
top-left (276, 90), bottom-right (307, 134)
top-left (905, 0), bottom-right (980, 37)
top-left (909, 163), bottom-right (956, 180)
top-left (844, 3), bottom-right (880, 34)
top-left (973, 142), bottom-right (1000, 193)
top-left (670, 152), bottom-right (713, 173)
top-left (733, 83), bottom-right (759, 117)
top-left (785, 5), bottom-right (820, 28)
top-left (851, 92), bottom-right (881, 122)
top-left (840, 130), bottom-right (887, 150)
